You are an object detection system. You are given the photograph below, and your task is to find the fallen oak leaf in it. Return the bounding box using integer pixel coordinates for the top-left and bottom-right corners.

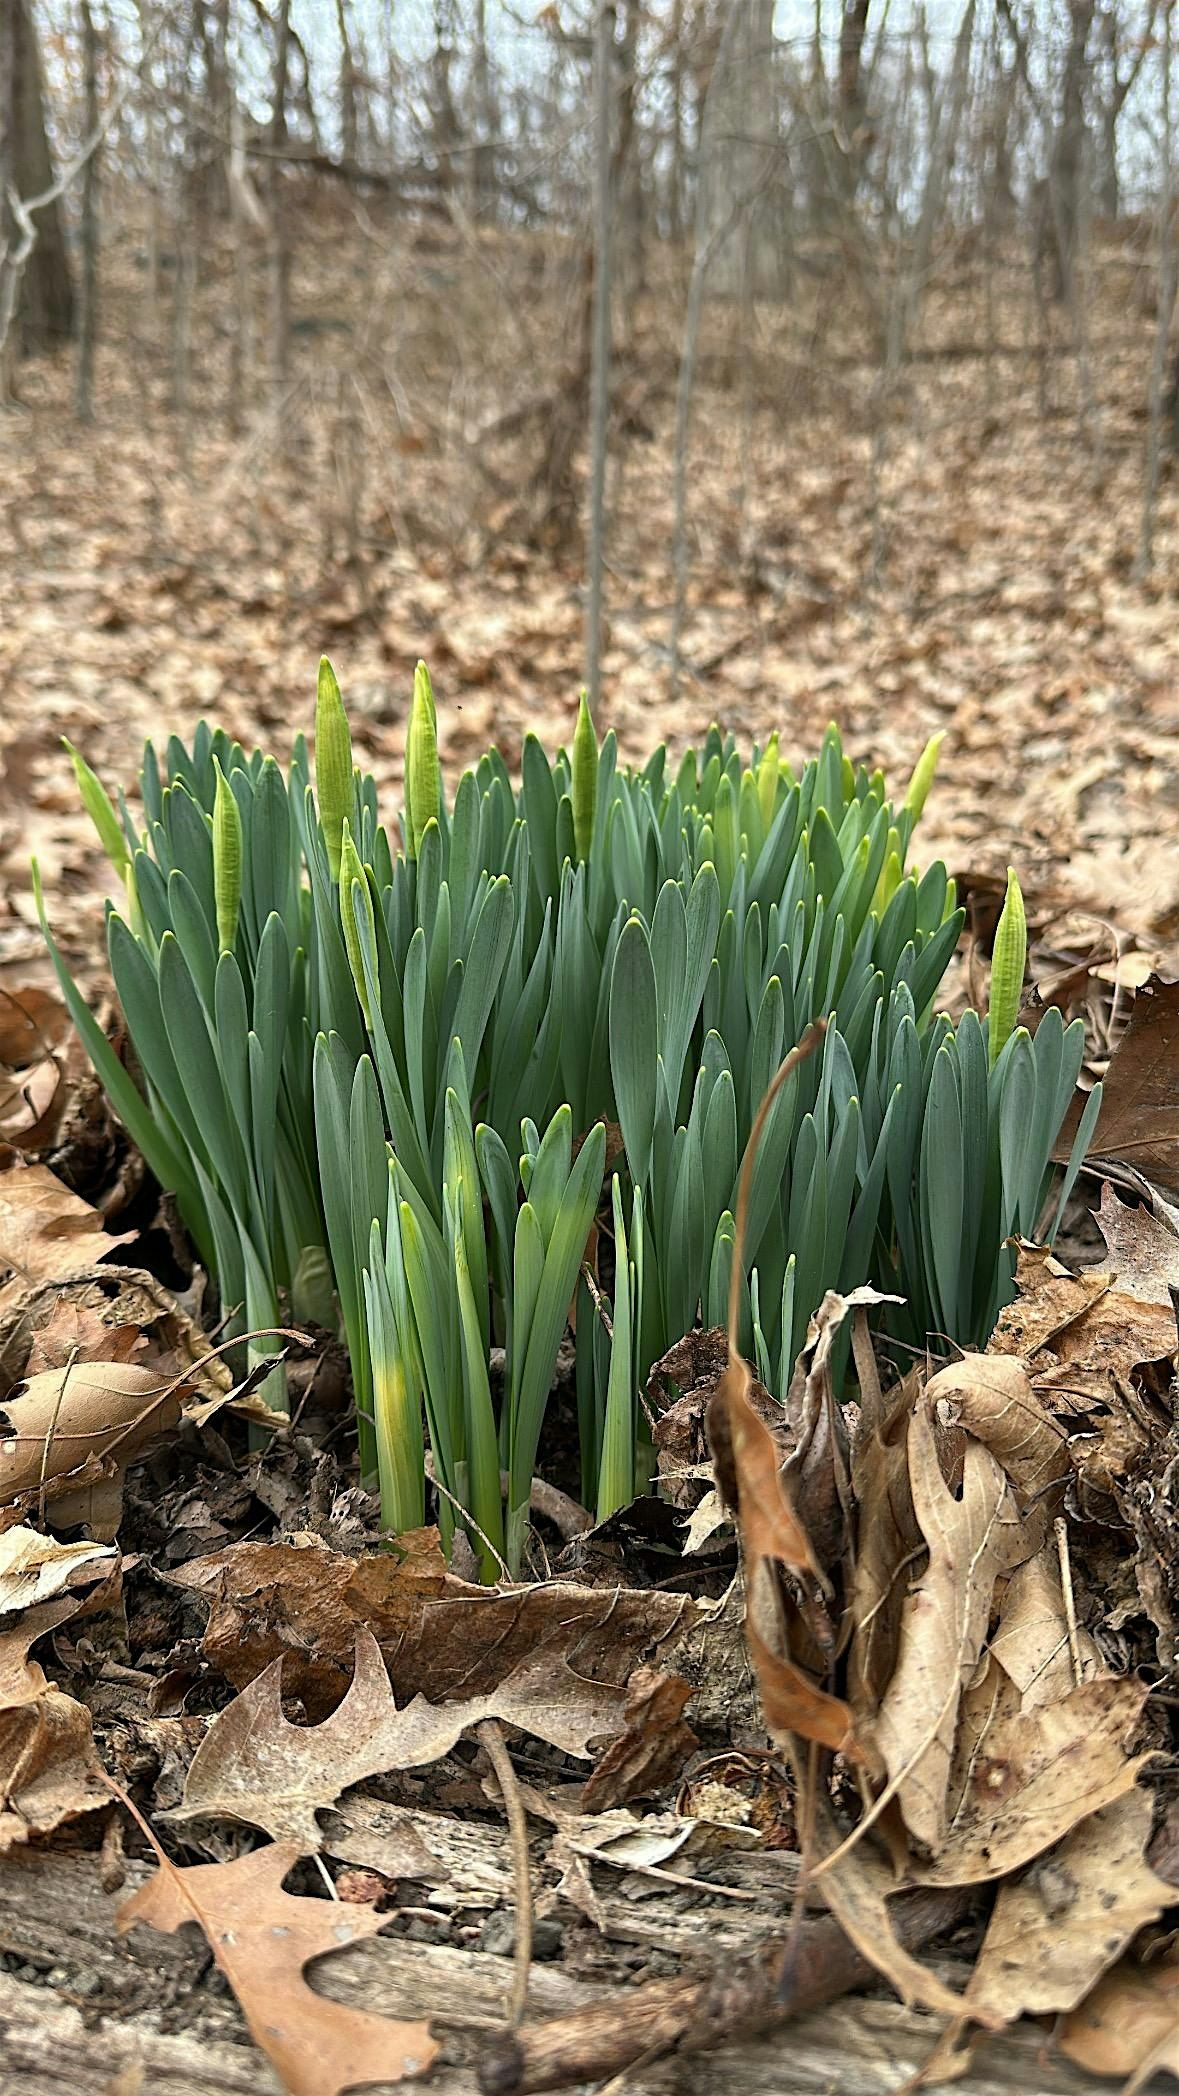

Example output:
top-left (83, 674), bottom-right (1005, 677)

top-left (964, 1786), bottom-right (1174, 2028)
top-left (168, 1627), bottom-right (628, 1848)
top-left (924, 1353), bottom-right (1070, 1514)
top-left (174, 1534), bottom-right (700, 1718)
top-left (117, 1829), bottom-right (438, 2096)
top-left (1094, 1181), bottom-right (1179, 1303)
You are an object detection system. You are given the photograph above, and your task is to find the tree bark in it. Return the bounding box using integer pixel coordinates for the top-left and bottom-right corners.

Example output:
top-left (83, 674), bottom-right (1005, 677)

top-left (586, 0), bottom-right (615, 712)
top-left (0, 0), bottom-right (76, 353)
top-left (74, 0), bottom-right (99, 421)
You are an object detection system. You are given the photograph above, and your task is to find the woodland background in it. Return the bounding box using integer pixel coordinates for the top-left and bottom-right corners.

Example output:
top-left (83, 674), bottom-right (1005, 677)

top-left (1, 0), bottom-right (1178, 980)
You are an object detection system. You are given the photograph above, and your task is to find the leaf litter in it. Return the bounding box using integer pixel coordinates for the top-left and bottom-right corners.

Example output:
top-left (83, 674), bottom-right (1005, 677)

top-left (0, 933), bottom-right (1178, 2093)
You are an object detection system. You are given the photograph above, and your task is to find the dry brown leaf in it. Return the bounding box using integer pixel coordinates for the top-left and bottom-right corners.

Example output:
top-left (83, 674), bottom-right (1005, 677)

top-left (708, 1355), bottom-right (819, 1578)
top-left (0, 1262), bottom-right (233, 1404)
top-left (965, 1787), bottom-right (1174, 2026)
top-left (0, 1359), bottom-right (186, 1537)
top-left (174, 1534), bottom-right (701, 1718)
top-left (814, 1799), bottom-right (984, 2023)
top-left (1095, 1181), bottom-right (1179, 1303)
top-left (119, 1840), bottom-right (438, 2096)
top-left (1055, 975), bottom-right (1179, 1198)
top-left (1060, 1945), bottom-right (1179, 2084)
top-left (988, 1247), bottom-right (1120, 1371)
top-left (0, 1593), bottom-right (110, 1849)
top-left (0, 1523), bottom-right (115, 1615)
top-left (910, 1673), bottom-right (1152, 1886)
top-left (986, 1550), bottom-right (1100, 1706)
top-left (873, 1404), bottom-right (1029, 1850)
top-left (925, 1354), bottom-right (1070, 1513)
top-left (782, 1285), bottom-right (901, 1574)
top-left (847, 1373), bottom-right (923, 1721)
top-left (0, 1164), bottom-right (132, 1303)
top-left (582, 1665), bottom-right (697, 1811)
top-left (0, 986), bottom-right (71, 1151)
top-left (170, 1626), bottom-right (628, 1848)
top-left (709, 1354), bottom-right (862, 1760)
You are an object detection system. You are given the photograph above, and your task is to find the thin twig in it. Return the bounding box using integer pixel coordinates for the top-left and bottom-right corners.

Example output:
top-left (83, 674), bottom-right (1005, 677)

top-left (478, 1719), bottom-right (534, 2029)
top-left (426, 1463), bottom-right (513, 1582)
top-left (37, 1345), bottom-right (77, 1531)
top-left (1055, 1514), bottom-right (1085, 1688)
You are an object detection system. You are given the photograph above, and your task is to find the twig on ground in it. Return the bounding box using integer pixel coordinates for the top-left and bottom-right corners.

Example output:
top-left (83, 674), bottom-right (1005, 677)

top-left (478, 1720), bottom-right (534, 2029)
top-left (1055, 1514), bottom-right (1085, 1688)
top-left (477, 1888), bottom-right (972, 2095)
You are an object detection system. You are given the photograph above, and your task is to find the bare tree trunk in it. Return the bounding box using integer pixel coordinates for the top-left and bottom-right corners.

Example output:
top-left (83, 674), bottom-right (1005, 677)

top-left (869, 0), bottom-right (978, 584)
top-left (669, 0), bottom-right (760, 693)
top-left (1137, 0), bottom-right (1175, 577)
top-left (268, 0), bottom-right (292, 397)
top-left (668, 0), bottom-right (686, 242)
top-left (471, 0), bottom-right (495, 217)
top-left (430, 0), bottom-right (459, 205)
top-left (837, 0), bottom-right (872, 199)
top-left (133, 0), bottom-right (163, 327)
top-left (1049, 0), bottom-right (1096, 302)
top-left (586, 0), bottom-right (615, 714)
top-left (0, 0), bottom-right (76, 374)
top-left (335, 0), bottom-right (358, 167)
top-left (74, 0), bottom-right (100, 422)
top-left (1097, 0), bottom-right (1159, 222)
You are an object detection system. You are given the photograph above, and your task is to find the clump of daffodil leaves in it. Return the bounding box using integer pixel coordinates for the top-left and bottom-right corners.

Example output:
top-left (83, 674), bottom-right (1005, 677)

top-left (40, 663), bottom-right (1100, 1578)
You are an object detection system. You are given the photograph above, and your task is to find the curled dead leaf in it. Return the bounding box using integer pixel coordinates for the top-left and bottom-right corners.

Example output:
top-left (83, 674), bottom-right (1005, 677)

top-left (1060, 1942), bottom-right (1179, 2087)
top-left (0, 1359), bottom-right (186, 1538)
top-left (582, 1666), bottom-right (697, 1811)
top-left (0, 1523), bottom-right (115, 1615)
top-left (0, 986), bottom-right (71, 1152)
top-left (925, 1353), bottom-right (1070, 1513)
top-left (873, 1404), bottom-right (1030, 1851)
top-left (1054, 974), bottom-right (1179, 1200)
top-left (0, 1581), bottom-right (114, 1850)
top-left (709, 1354), bottom-right (863, 1761)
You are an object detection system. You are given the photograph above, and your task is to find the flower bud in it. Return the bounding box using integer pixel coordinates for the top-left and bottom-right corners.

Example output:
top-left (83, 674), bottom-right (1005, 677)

top-left (316, 655), bottom-right (353, 881)
top-left (212, 761), bottom-right (243, 955)
top-left (405, 660), bottom-right (440, 860)
top-left (571, 692), bottom-right (597, 863)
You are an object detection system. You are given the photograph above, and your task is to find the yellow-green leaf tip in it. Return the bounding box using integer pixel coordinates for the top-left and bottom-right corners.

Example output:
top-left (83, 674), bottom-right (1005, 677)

top-left (903, 730), bottom-right (945, 820)
top-left (988, 866), bottom-right (1027, 1067)
top-left (316, 654), bottom-right (353, 883)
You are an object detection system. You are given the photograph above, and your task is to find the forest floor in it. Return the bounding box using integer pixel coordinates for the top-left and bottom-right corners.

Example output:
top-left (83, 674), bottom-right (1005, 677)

top-left (1, 203), bottom-right (1177, 992)
top-left (1, 206), bottom-right (1179, 2096)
